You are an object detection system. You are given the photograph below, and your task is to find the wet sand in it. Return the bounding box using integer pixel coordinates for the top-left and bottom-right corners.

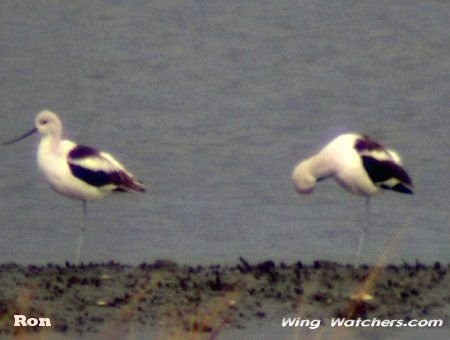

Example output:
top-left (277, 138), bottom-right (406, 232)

top-left (0, 259), bottom-right (448, 338)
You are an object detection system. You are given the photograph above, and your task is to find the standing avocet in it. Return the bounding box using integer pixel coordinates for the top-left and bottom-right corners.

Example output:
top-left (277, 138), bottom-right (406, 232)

top-left (3, 110), bottom-right (145, 264)
top-left (292, 133), bottom-right (413, 267)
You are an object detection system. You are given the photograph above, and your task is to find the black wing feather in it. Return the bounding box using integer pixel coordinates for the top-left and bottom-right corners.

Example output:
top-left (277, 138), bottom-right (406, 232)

top-left (68, 145), bottom-right (145, 191)
top-left (362, 156), bottom-right (413, 194)
top-left (68, 145), bottom-right (119, 188)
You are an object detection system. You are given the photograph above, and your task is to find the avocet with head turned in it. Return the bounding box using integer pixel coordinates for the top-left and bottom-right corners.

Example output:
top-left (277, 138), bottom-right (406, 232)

top-left (292, 133), bottom-right (413, 267)
top-left (3, 110), bottom-right (145, 263)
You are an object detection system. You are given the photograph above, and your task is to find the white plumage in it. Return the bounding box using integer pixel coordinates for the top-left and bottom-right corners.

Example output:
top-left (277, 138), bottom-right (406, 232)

top-left (292, 133), bottom-right (413, 267)
top-left (4, 110), bottom-right (145, 263)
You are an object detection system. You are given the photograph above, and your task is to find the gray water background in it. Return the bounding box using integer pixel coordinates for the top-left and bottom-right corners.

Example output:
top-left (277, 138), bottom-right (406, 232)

top-left (0, 0), bottom-right (448, 266)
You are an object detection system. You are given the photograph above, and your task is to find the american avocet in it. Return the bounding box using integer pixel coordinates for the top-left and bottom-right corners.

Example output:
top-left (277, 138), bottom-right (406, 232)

top-left (3, 110), bottom-right (145, 264)
top-left (292, 133), bottom-right (413, 268)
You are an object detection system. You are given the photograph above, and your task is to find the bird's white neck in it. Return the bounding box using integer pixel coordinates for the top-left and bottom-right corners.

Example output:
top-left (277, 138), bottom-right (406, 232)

top-left (39, 133), bottom-right (62, 156)
top-left (292, 154), bottom-right (335, 194)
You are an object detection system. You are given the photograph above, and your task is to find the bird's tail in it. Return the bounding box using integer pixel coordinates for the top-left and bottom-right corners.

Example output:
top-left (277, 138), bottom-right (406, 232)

top-left (129, 178), bottom-right (146, 192)
top-left (124, 176), bottom-right (146, 192)
top-left (112, 170), bottom-right (146, 193)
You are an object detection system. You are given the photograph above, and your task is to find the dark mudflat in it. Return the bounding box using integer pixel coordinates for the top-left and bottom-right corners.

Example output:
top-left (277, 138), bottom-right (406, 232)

top-left (0, 259), bottom-right (448, 337)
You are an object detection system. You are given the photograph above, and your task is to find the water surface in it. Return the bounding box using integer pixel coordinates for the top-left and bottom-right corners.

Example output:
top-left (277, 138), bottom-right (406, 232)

top-left (0, 0), bottom-right (448, 266)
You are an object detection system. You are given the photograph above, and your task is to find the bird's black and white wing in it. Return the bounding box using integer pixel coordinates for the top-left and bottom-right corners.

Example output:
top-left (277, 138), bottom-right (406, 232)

top-left (67, 145), bottom-right (145, 192)
top-left (355, 136), bottom-right (413, 194)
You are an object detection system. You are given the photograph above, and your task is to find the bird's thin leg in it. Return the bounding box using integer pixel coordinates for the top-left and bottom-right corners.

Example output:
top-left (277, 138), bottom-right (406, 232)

top-left (75, 200), bottom-right (87, 265)
top-left (355, 197), bottom-right (370, 268)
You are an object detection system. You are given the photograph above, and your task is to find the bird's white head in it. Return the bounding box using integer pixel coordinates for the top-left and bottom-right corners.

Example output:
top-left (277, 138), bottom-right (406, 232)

top-left (35, 110), bottom-right (62, 137)
top-left (292, 160), bottom-right (316, 194)
top-left (2, 110), bottom-right (63, 146)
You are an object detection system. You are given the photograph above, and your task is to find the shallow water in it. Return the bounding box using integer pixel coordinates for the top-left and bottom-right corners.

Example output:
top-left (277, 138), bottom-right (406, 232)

top-left (0, 0), bottom-right (448, 266)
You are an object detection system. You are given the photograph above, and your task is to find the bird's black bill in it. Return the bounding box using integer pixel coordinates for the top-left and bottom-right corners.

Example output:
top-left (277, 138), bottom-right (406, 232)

top-left (2, 127), bottom-right (38, 145)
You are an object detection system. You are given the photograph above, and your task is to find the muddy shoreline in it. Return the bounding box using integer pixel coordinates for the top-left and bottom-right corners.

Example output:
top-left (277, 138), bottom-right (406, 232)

top-left (0, 259), bottom-right (448, 337)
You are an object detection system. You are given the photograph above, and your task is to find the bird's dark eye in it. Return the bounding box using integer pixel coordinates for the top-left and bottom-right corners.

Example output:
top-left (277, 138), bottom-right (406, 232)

top-left (41, 119), bottom-right (48, 125)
